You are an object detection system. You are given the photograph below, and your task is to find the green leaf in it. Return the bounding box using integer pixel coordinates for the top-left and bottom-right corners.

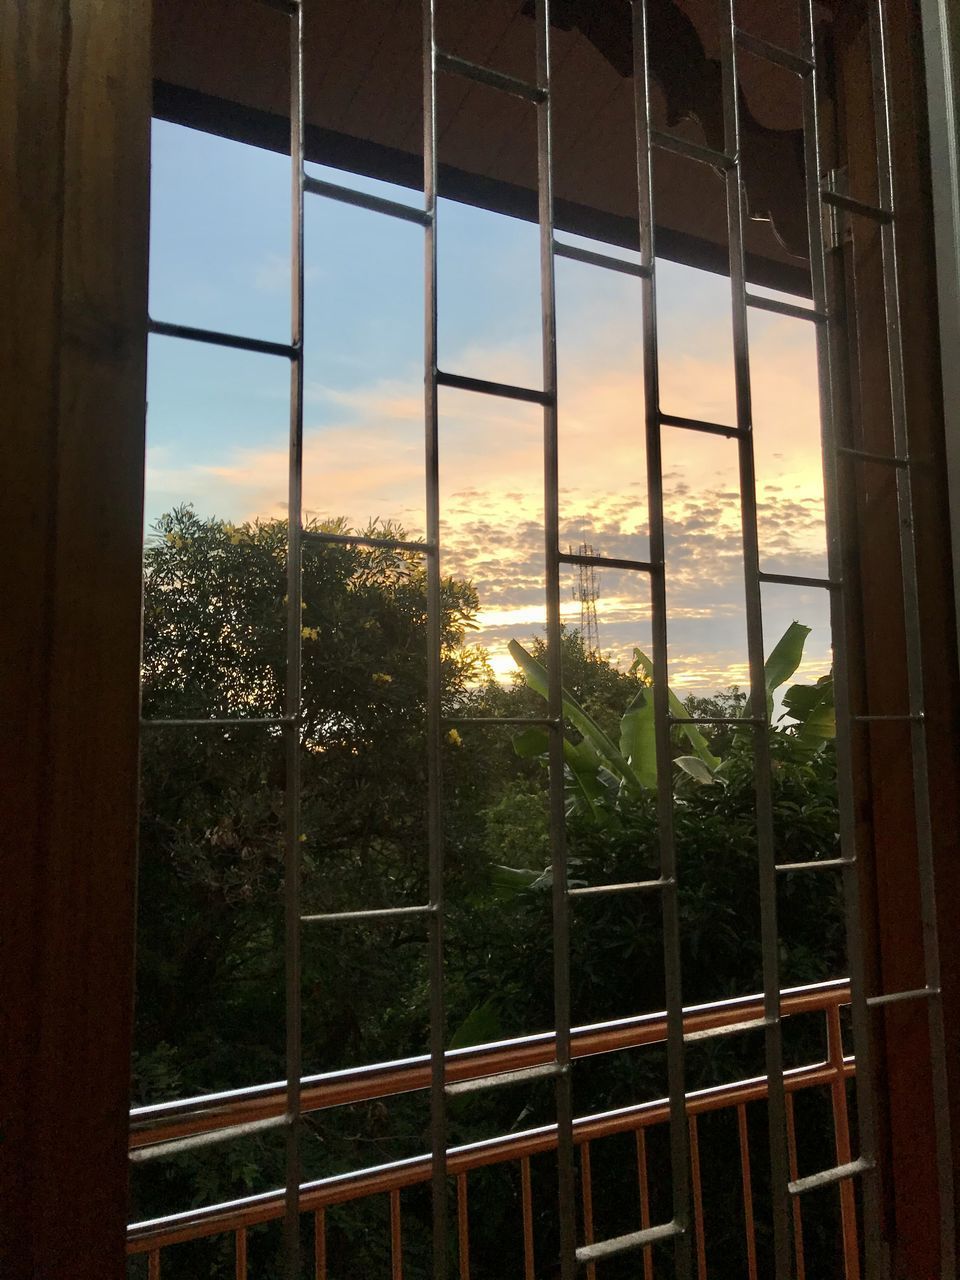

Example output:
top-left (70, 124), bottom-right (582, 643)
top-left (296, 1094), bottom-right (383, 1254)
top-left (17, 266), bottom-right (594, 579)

top-left (780, 683), bottom-right (821, 720)
top-left (562, 736), bottom-right (606, 819)
top-left (487, 864), bottom-right (543, 899)
top-left (508, 640), bottom-right (642, 792)
top-left (630, 649), bottom-right (721, 771)
top-left (791, 676), bottom-right (835, 750)
top-left (619, 688), bottom-right (657, 789)
top-left (448, 997), bottom-right (504, 1050)
top-left (762, 621), bottom-right (811, 715)
top-left (513, 727), bottom-right (549, 759)
top-left (675, 755), bottom-right (717, 785)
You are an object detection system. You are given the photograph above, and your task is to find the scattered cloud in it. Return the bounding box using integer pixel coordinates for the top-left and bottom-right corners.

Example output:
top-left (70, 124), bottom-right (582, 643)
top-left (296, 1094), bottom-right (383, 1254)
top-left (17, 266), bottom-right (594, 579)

top-left (146, 271), bottom-right (832, 692)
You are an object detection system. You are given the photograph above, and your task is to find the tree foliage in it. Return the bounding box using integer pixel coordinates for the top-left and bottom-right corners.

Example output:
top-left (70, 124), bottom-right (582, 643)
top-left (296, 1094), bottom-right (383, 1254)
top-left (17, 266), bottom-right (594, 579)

top-left (133, 509), bottom-right (846, 1278)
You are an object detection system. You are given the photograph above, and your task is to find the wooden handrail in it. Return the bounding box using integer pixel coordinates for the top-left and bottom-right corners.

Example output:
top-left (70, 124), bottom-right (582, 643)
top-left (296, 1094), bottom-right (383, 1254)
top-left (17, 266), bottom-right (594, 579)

top-left (129, 979), bottom-right (851, 1151)
top-left (127, 981), bottom-right (854, 1255)
top-left (128, 1056), bottom-right (855, 1252)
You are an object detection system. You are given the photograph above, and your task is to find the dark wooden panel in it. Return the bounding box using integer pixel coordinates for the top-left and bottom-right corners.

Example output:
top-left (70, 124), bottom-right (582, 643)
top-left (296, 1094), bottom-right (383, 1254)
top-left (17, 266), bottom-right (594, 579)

top-left (832, 0), bottom-right (960, 1272)
top-left (0, 1), bottom-right (151, 1276)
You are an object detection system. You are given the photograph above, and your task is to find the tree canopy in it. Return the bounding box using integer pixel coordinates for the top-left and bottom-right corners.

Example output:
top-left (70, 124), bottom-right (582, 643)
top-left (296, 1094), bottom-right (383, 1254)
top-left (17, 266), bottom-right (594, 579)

top-left (133, 508), bottom-right (847, 1279)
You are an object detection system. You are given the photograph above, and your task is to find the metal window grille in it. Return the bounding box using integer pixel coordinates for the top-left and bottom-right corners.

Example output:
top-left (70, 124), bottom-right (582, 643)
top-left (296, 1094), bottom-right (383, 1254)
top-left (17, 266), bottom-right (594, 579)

top-left (135, 1), bottom-right (955, 1277)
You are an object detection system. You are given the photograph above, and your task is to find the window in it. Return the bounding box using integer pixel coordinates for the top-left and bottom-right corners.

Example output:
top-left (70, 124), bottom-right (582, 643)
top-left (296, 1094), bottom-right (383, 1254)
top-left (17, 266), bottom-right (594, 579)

top-left (127, 2), bottom-right (955, 1277)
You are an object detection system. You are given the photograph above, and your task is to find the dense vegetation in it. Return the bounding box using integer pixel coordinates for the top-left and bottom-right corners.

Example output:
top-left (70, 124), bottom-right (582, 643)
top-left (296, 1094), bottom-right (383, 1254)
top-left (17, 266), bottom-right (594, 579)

top-left (131, 509), bottom-right (847, 1278)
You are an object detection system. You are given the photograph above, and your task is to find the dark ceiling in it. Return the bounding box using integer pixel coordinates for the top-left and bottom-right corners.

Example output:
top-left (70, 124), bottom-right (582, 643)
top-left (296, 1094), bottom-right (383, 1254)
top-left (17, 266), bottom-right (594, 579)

top-left (154, 0), bottom-right (837, 292)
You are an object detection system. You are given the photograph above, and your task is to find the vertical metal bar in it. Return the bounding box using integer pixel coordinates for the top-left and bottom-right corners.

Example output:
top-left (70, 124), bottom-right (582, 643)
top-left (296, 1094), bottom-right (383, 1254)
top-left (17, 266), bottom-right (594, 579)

top-left (314, 1207), bottom-right (327, 1280)
top-left (581, 1141), bottom-right (597, 1280)
top-left (521, 1157), bottom-right (536, 1280)
top-left (866, 5), bottom-right (956, 1275)
top-left (630, 5), bottom-right (692, 1275)
top-left (421, 3), bottom-right (448, 1276)
top-left (391, 1189), bottom-right (404, 1280)
top-left (797, 2), bottom-right (885, 1273)
top-left (235, 1227), bottom-right (248, 1280)
top-left (785, 1095), bottom-right (806, 1280)
top-left (457, 1174), bottom-right (470, 1280)
top-left (283, 6), bottom-right (305, 1277)
top-left (636, 1128), bottom-right (655, 1280)
top-left (688, 1116), bottom-right (707, 1280)
top-left (827, 1007), bottom-right (860, 1280)
top-left (919, 0), bottom-right (960, 667)
top-left (737, 1104), bottom-right (758, 1280)
top-left (716, 6), bottom-right (791, 1275)
top-left (534, 3), bottom-right (576, 1277)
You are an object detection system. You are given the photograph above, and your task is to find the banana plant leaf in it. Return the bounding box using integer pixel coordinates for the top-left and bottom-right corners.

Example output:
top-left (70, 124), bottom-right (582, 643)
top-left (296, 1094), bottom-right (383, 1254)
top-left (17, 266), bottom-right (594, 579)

top-left (761, 621), bottom-right (812, 716)
top-left (784, 673), bottom-right (835, 750)
top-left (513, 724), bottom-right (608, 820)
top-left (508, 639), bottom-right (642, 794)
top-left (630, 649), bottom-right (721, 772)
top-left (619, 687), bottom-right (657, 789)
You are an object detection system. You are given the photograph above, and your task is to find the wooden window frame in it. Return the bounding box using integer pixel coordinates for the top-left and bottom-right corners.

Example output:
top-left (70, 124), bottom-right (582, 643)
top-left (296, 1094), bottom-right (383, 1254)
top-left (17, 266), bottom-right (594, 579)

top-left (2, 2), bottom-right (958, 1276)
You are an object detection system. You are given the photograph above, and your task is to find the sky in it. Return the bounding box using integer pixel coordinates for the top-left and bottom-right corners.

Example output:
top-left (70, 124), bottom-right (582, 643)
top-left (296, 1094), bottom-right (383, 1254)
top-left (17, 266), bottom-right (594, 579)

top-left (147, 119), bottom-right (831, 692)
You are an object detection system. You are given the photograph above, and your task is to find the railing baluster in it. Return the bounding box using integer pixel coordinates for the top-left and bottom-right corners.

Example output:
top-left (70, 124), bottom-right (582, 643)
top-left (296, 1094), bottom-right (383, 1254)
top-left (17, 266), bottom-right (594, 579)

top-left (785, 1095), bottom-right (806, 1280)
top-left (235, 1227), bottom-right (247, 1280)
top-left (827, 1007), bottom-right (861, 1280)
top-left (390, 1189), bottom-right (403, 1280)
top-left (457, 1173), bottom-right (470, 1280)
top-left (635, 1128), bottom-right (654, 1280)
top-left (148, 1249), bottom-right (160, 1280)
top-left (580, 1141), bottom-right (597, 1280)
top-left (689, 1116), bottom-right (707, 1280)
top-left (521, 1157), bottom-right (535, 1280)
top-left (314, 1208), bottom-right (326, 1280)
top-left (737, 1105), bottom-right (758, 1280)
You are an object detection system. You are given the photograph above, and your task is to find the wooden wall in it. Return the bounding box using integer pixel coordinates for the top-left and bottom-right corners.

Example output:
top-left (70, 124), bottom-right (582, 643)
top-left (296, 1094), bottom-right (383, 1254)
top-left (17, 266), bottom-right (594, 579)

top-left (0, 2), bottom-right (151, 1277)
top-left (0, 0), bottom-right (956, 1276)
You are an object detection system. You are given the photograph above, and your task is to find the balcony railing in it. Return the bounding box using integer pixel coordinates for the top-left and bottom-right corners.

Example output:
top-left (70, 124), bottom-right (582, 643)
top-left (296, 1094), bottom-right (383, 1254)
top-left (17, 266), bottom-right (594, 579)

top-left (128, 978), bottom-right (857, 1278)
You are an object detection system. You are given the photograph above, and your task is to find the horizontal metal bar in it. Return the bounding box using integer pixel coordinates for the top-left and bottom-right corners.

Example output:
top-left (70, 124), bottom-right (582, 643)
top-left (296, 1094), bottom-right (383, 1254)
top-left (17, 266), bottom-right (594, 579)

top-left (866, 986), bottom-right (938, 1009)
top-left (435, 50), bottom-right (545, 103)
top-left (837, 445), bottom-right (910, 467)
top-left (444, 1061), bottom-right (565, 1097)
top-left (775, 857), bottom-right (854, 873)
top-left (669, 715), bottom-right (764, 727)
top-left (737, 27), bottom-right (814, 72)
top-left (684, 1016), bottom-right (769, 1044)
top-left (127, 1056), bottom-right (856, 1251)
top-left (140, 716), bottom-right (294, 728)
top-left (130, 1115), bottom-right (288, 1163)
top-left (436, 369), bottom-right (553, 406)
top-left (820, 188), bottom-right (894, 223)
top-left (443, 715), bottom-right (560, 727)
top-left (734, 28), bottom-right (813, 75)
top-left (651, 129), bottom-right (736, 170)
top-left (568, 877), bottom-right (671, 899)
top-left (129, 979), bottom-right (851, 1142)
top-left (758, 571), bottom-right (838, 590)
top-left (301, 530), bottom-right (431, 554)
top-left (788, 1156), bottom-right (872, 1196)
top-left (553, 238), bottom-right (650, 278)
top-left (301, 904), bottom-right (435, 925)
top-left (745, 292), bottom-right (827, 323)
top-left (148, 318), bottom-right (299, 360)
top-left (660, 411), bottom-right (744, 440)
top-left (558, 550), bottom-right (654, 573)
top-left (303, 175), bottom-right (431, 226)
top-left (576, 1220), bottom-right (683, 1265)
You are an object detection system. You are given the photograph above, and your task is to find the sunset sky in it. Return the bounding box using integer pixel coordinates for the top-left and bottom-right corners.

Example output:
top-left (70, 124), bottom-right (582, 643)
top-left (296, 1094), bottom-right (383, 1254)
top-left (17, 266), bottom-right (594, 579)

top-left (147, 119), bottom-right (831, 692)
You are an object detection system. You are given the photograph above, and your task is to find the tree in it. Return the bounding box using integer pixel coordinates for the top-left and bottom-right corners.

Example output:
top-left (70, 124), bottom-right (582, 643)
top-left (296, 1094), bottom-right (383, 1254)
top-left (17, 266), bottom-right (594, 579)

top-left (134, 516), bottom-right (846, 1277)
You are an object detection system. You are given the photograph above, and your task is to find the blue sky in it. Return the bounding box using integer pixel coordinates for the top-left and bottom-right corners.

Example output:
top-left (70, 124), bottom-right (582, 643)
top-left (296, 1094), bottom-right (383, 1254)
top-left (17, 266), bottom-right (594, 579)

top-left (147, 119), bottom-right (831, 691)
